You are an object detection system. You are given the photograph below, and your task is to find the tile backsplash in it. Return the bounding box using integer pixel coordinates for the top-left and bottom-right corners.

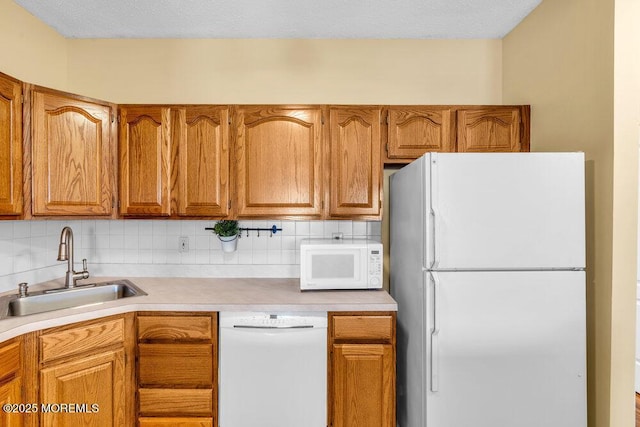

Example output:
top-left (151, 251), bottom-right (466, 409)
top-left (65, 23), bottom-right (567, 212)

top-left (0, 219), bottom-right (381, 293)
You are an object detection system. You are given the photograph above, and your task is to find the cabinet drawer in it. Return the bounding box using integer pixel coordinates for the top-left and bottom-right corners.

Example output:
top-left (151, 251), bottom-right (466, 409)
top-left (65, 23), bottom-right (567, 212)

top-left (139, 388), bottom-right (213, 416)
top-left (0, 340), bottom-right (21, 379)
top-left (40, 317), bottom-right (125, 363)
top-left (139, 417), bottom-right (213, 427)
top-left (138, 344), bottom-right (213, 386)
top-left (332, 315), bottom-right (394, 342)
top-left (138, 315), bottom-right (213, 341)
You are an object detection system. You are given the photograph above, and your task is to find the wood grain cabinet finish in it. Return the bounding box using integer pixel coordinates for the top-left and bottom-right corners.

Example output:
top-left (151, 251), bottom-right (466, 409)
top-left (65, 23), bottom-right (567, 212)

top-left (234, 106), bottom-right (323, 217)
top-left (329, 107), bottom-right (382, 218)
top-left (0, 338), bottom-right (23, 427)
top-left (119, 106), bottom-right (171, 216)
top-left (172, 106), bottom-right (230, 217)
top-left (456, 106), bottom-right (528, 152)
top-left (329, 312), bottom-right (396, 427)
top-left (31, 88), bottom-right (115, 216)
top-left (40, 349), bottom-right (126, 426)
top-left (386, 106), bottom-right (454, 158)
top-left (0, 73), bottom-right (22, 217)
top-left (136, 312), bottom-right (217, 425)
top-left (37, 315), bottom-right (134, 427)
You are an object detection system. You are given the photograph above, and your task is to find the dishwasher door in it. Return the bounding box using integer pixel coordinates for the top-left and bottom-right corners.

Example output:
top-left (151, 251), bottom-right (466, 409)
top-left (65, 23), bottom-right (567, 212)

top-left (218, 312), bottom-right (327, 427)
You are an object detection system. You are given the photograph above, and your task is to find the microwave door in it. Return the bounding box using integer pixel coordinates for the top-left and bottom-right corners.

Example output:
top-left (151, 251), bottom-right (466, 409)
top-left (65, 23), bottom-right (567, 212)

top-left (302, 248), bottom-right (367, 289)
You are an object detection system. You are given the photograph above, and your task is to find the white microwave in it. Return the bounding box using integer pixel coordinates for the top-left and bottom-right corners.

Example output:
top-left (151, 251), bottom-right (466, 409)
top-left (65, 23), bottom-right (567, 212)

top-left (299, 239), bottom-right (383, 290)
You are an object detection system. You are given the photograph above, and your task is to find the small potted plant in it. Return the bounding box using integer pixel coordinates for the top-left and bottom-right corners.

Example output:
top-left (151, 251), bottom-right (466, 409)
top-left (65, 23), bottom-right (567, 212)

top-left (213, 220), bottom-right (240, 252)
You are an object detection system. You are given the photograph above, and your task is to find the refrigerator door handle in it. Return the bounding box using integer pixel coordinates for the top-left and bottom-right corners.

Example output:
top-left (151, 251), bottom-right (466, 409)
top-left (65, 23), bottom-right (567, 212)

top-left (430, 272), bottom-right (440, 392)
top-left (430, 154), bottom-right (440, 269)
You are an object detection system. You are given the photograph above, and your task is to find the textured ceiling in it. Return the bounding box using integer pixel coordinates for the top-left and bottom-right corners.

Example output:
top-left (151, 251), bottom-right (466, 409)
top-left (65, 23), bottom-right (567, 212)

top-left (14, 0), bottom-right (542, 39)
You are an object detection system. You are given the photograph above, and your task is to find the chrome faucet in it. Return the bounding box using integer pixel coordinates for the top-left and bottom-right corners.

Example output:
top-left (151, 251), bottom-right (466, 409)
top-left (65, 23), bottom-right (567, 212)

top-left (57, 227), bottom-right (90, 288)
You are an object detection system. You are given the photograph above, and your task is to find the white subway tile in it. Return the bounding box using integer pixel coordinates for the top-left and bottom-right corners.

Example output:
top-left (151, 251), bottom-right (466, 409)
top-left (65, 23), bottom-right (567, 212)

top-left (195, 250), bottom-right (210, 264)
top-left (110, 220), bottom-right (124, 235)
top-left (195, 236), bottom-right (210, 251)
top-left (338, 220), bottom-right (353, 236)
top-left (124, 221), bottom-right (139, 235)
top-left (267, 251), bottom-right (282, 264)
top-left (210, 250), bottom-right (223, 264)
top-left (30, 221), bottom-right (47, 237)
top-left (138, 235), bottom-right (153, 250)
top-left (281, 250), bottom-right (296, 264)
top-left (267, 235), bottom-right (282, 251)
top-left (13, 222), bottom-right (30, 239)
top-left (152, 235), bottom-right (167, 250)
top-left (323, 221), bottom-right (339, 237)
top-left (138, 221), bottom-right (153, 235)
top-left (0, 256), bottom-right (13, 275)
top-left (180, 251), bottom-right (196, 265)
top-left (95, 220), bottom-right (110, 235)
top-left (222, 251), bottom-right (238, 264)
top-left (0, 222), bottom-right (13, 239)
top-left (238, 251), bottom-right (253, 264)
top-left (152, 221), bottom-right (167, 235)
top-left (280, 221), bottom-right (295, 236)
top-left (352, 221), bottom-right (367, 237)
top-left (180, 221), bottom-right (197, 236)
top-left (252, 235), bottom-right (268, 250)
top-left (367, 221), bottom-right (382, 236)
top-left (309, 221), bottom-right (323, 237)
top-left (295, 221), bottom-right (310, 236)
top-left (166, 221), bottom-right (181, 235)
top-left (252, 250), bottom-right (268, 264)
top-left (110, 235), bottom-right (125, 249)
top-left (282, 236), bottom-right (296, 250)
top-left (138, 250), bottom-right (153, 264)
top-left (123, 249), bottom-right (139, 264)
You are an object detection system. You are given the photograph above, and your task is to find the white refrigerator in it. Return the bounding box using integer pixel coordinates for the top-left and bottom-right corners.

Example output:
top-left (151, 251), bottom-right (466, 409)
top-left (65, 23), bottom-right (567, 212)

top-left (390, 152), bottom-right (587, 427)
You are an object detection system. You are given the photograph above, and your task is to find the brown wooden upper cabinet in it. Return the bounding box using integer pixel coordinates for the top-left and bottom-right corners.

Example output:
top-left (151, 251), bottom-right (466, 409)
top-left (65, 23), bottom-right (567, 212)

top-left (0, 73), bottom-right (22, 217)
top-left (457, 106), bottom-right (529, 152)
top-left (329, 107), bottom-right (382, 218)
top-left (119, 106), bottom-right (171, 216)
top-left (234, 106), bottom-right (323, 217)
top-left (386, 106), bottom-right (455, 158)
top-left (173, 106), bottom-right (230, 217)
top-left (31, 88), bottom-right (116, 216)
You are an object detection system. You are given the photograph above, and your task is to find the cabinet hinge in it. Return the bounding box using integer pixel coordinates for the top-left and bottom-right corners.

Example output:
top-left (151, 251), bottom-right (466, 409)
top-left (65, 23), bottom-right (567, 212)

top-left (110, 112), bottom-right (115, 123)
top-left (322, 200), bottom-right (325, 209)
top-left (20, 94), bottom-right (24, 104)
top-left (385, 143), bottom-right (389, 153)
top-left (228, 200), bottom-right (232, 209)
top-left (321, 115), bottom-right (325, 125)
top-left (385, 114), bottom-right (389, 125)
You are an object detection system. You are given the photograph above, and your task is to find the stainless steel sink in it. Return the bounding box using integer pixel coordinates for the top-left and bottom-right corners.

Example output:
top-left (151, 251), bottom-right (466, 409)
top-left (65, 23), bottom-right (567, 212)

top-left (0, 279), bottom-right (147, 319)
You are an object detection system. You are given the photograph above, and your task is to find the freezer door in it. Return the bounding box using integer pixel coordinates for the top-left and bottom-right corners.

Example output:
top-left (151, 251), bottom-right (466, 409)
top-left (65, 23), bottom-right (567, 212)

top-left (430, 152), bottom-right (585, 270)
top-left (425, 271), bottom-right (586, 427)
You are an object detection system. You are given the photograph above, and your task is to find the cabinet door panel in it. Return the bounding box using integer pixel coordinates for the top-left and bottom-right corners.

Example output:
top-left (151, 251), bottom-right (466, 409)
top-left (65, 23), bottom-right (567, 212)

top-left (119, 106), bottom-right (170, 216)
top-left (0, 74), bottom-right (22, 216)
top-left (329, 107), bottom-right (382, 217)
top-left (0, 377), bottom-right (23, 427)
top-left (32, 90), bottom-right (113, 216)
top-left (174, 106), bottom-right (229, 217)
top-left (40, 349), bottom-right (125, 426)
top-left (457, 107), bottom-right (523, 152)
top-left (235, 106), bottom-right (323, 216)
top-left (332, 344), bottom-right (394, 427)
top-left (387, 107), bottom-right (454, 158)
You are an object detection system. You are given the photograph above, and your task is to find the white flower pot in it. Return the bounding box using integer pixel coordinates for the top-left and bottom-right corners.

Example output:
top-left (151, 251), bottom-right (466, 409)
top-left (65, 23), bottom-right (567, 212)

top-left (219, 235), bottom-right (238, 253)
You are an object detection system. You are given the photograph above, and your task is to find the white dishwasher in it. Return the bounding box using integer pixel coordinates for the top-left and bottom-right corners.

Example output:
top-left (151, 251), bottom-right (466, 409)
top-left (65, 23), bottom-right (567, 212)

top-left (218, 311), bottom-right (327, 427)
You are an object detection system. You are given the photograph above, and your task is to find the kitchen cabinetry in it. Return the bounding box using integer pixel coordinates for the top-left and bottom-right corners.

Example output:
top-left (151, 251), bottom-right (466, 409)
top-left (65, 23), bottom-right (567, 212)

top-left (0, 72), bottom-right (22, 217)
top-left (383, 105), bottom-right (530, 163)
top-left (328, 107), bottom-right (382, 218)
top-left (31, 87), bottom-right (116, 216)
top-left (385, 106), bottom-right (455, 159)
top-left (119, 106), bottom-right (171, 216)
top-left (0, 338), bottom-right (23, 427)
top-left (456, 106), bottom-right (529, 152)
top-left (328, 312), bottom-right (396, 427)
top-left (38, 315), bottom-right (134, 426)
top-left (137, 312), bottom-right (217, 426)
top-left (234, 106), bottom-right (323, 217)
top-left (173, 106), bottom-right (230, 217)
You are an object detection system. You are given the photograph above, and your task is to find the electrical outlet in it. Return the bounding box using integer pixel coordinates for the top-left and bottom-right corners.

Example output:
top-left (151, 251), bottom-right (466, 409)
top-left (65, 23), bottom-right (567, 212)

top-left (179, 236), bottom-right (189, 253)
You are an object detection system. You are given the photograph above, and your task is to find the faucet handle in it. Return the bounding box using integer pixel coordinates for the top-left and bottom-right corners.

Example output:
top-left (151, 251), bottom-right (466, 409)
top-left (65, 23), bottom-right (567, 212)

top-left (18, 282), bottom-right (28, 298)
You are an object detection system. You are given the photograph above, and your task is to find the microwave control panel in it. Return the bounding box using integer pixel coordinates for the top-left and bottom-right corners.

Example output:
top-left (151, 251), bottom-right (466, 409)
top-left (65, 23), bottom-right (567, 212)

top-left (368, 248), bottom-right (383, 288)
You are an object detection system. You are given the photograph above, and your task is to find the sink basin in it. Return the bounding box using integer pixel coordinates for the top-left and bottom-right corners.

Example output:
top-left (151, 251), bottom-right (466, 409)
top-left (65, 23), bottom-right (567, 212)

top-left (0, 279), bottom-right (147, 319)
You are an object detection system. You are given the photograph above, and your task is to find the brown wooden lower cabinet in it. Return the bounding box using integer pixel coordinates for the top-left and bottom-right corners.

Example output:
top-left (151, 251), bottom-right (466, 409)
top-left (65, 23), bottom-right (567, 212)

top-left (0, 338), bottom-right (23, 427)
top-left (136, 312), bottom-right (217, 426)
top-left (328, 312), bottom-right (396, 427)
top-left (40, 349), bottom-right (126, 426)
top-left (138, 417), bottom-right (214, 427)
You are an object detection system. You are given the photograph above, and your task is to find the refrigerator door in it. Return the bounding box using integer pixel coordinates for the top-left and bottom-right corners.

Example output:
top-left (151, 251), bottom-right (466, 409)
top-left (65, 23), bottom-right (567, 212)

top-left (425, 271), bottom-right (586, 427)
top-left (430, 152), bottom-right (585, 270)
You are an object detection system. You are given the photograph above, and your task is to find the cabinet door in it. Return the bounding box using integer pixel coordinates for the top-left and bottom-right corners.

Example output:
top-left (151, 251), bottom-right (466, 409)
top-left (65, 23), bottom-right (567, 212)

top-left (332, 344), bottom-right (394, 427)
top-left (329, 107), bottom-right (382, 218)
top-left (32, 89), bottom-right (114, 216)
top-left (173, 106), bottom-right (229, 217)
top-left (456, 106), bottom-right (525, 152)
top-left (0, 74), bottom-right (22, 216)
top-left (0, 376), bottom-right (23, 427)
top-left (235, 106), bottom-right (323, 217)
top-left (119, 106), bottom-right (171, 216)
top-left (387, 107), bottom-right (454, 158)
top-left (40, 349), bottom-right (125, 426)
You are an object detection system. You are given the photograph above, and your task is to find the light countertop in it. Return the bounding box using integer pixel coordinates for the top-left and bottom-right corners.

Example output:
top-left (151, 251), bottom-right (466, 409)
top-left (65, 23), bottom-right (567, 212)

top-left (0, 277), bottom-right (397, 342)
